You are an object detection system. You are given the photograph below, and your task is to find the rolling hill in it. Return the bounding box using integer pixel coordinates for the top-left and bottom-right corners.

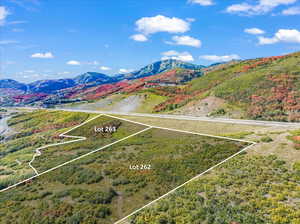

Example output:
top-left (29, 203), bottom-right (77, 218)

top-left (67, 52), bottom-right (300, 122)
top-left (170, 52), bottom-right (300, 121)
top-left (1, 52), bottom-right (300, 122)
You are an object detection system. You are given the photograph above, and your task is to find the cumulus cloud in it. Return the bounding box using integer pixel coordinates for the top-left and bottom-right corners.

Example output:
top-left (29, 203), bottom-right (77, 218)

top-left (188, 0), bottom-right (214, 6)
top-left (258, 37), bottom-right (278, 45)
top-left (200, 54), bottom-right (241, 62)
top-left (100, 66), bottom-right (111, 71)
top-left (282, 6), bottom-right (300, 15)
top-left (130, 34), bottom-right (148, 42)
top-left (244, 28), bottom-right (265, 35)
top-left (258, 29), bottom-right (300, 45)
top-left (67, 60), bottom-right (81, 65)
top-left (0, 6), bottom-right (9, 26)
top-left (119, 68), bottom-right (133, 73)
top-left (167, 35), bottom-right (202, 47)
top-left (135, 15), bottom-right (191, 35)
top-left (31, 52), bottom-right (54, 59)
top-left (227, 3), bottom-right (253, 14)
top-left (161, 50), bottom-right (194, 62)
top-left (226, 0), bottom-right (297, 15)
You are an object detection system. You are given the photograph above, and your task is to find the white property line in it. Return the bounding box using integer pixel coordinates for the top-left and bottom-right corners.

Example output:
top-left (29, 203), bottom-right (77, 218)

top-left (0, 125), bottom-right (152, 193)
top-left (101, 114), bottom-right (257, 223)
top-left (104, 113), bottom-right (257, 224)
top-left (28, 114), bottom-right (103, 175)
top-left (1, 111), bottom-right (257, 224)
top-left (103, 114), bottom-right (256, 144)
top-left (114, 143), bottom-right (256, 224)
top-left (50, 107), bottom-right (300, 128)
top-left (17, 107), bottom-right (300, 127)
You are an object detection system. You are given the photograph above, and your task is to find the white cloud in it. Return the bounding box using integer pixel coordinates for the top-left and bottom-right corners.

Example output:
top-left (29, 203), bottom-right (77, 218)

top-left (0, 6), bottom-right (9, 26)
top-left (259, 29), bottom-right (300, 45)
top-left (200, 54), bottom-right (241, 62)
top-left (226, 0), bottom-right (297, 15)
top-left (258, 36), bottom-right (278, 45)
top-left (226, 3), bottom-right (253, 14)
top-left (244, 28), bottom-right (265, 35)
top-left (67, 60), bottom-right (81, 65)
top-left (130, 34), bottom-right (148, 42)
top-left (0, 40), bottom-right (19, 45)
top-left (100, 66), bottom-right (111, 71)
top-left (119, 68), bottom-right (133, 73)
top-left (188, 0), bottom-right (214, 6)
top-left (282, 6), bottom-right (300, 15)
top-left (260, 0), bottom-right (297, 7)
top-left (161, 50), bottom-right (194, 62)
top-left (135, 15), bottom-right (190, 35)
top-left (168, 35), bottom-right (202, 47)
top-left (31, 52), bottom-right (54, 59)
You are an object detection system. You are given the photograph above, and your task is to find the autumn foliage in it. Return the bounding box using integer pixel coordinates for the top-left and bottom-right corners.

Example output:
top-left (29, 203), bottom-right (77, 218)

top-left (248, 74), bottom-right (300, 121)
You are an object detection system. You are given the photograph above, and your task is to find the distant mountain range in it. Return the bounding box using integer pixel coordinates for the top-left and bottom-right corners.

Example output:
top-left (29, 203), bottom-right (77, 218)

top-left (0, 59), bottom-right (202, 94)
top-left (123, 59), bottom-right (204, 80)
top-left (1, 52), bottom-right (299, 122)
top-left (73, 72), bottom-right (114, 85)
top-left (0, 79), bottom-right (28, 92)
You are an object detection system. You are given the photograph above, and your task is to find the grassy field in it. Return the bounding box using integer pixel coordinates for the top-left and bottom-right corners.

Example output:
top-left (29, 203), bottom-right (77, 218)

top-left (123, 154), bottom-right (300, 224)
top-left (135, 92), bottom-right (168, 113)
top-left (65, 92), bottom-right (168, 113)
top-left (114, 115), bottom-right (266, 136)
top-left (0, 110), bottom-right (248, 224)
top-left (32, 115), bottom-right (148, 173)
top-left (114, 115), bottom-right (300, 224)
top-left (0, 110), bottom-right (95, 190)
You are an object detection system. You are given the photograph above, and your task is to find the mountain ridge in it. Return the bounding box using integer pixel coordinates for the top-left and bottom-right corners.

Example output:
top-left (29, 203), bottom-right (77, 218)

top-left (2, 52), bottom-right (300, 123)
top-left (0, 59), bottom-right (202, 94)
top-left (123, 59), bottom-right (204, 80)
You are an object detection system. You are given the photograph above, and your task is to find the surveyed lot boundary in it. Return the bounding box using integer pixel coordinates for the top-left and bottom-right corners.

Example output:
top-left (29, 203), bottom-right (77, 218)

top-left (28, 114), bottom-right (103, 175)
top-left (0, 113), bottom-right (150, 192)
top-left (0, 112), bottom-right (257, 224)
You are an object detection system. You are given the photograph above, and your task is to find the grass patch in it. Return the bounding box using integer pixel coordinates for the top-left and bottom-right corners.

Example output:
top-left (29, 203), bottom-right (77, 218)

top-left (0, 121), bottom-right (248, 223)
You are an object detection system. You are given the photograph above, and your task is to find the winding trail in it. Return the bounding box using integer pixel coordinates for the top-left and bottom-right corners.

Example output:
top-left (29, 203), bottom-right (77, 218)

top-left (0, 116), bottom-right (12, 136)
top-left (0, 109), bottom-right (260, 224)
top-left (28, 115), bottom-right (102, 175)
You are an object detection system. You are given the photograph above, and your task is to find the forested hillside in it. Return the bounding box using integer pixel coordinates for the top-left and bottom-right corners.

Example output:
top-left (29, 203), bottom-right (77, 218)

top-left (166, 52), bottom-right (300, 122)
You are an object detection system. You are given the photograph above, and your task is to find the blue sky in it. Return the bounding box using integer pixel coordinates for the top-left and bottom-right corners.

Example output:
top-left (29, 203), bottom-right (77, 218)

top-left (1, 0), bottom-right (300, 83)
